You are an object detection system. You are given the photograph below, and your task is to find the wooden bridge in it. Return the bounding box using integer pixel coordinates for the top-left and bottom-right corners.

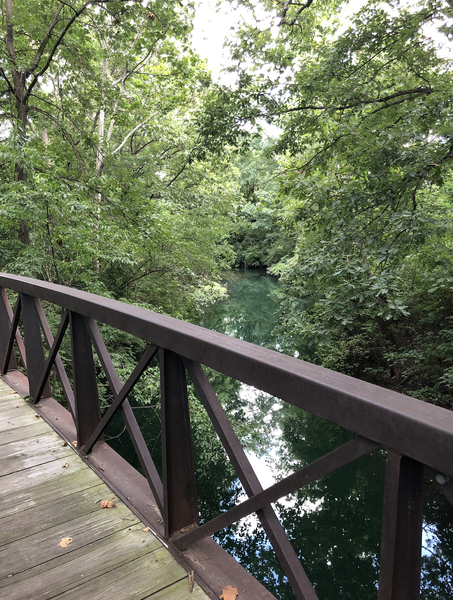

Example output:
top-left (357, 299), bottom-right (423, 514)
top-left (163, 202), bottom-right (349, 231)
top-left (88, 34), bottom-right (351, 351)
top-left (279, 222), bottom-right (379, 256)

top-left (0, 376), bottom-right (208, 600)
top-left (0, 273), bottom-right (452, 600)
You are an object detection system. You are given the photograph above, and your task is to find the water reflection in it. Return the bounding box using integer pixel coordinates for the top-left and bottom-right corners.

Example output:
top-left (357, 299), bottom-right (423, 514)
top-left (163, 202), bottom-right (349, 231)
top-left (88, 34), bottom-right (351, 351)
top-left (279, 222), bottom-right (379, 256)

top-left (198, 268), bottom-right (280, 349)
top-left (106, 268), bottom-right (453, 600)
top-left (199, 269), bottom-right (453, 600)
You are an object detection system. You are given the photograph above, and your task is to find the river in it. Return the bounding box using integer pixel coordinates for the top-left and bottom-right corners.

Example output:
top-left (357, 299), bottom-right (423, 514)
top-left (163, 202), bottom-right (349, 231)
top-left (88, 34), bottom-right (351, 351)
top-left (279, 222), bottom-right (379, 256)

top-left (107, 268), bottom-right (453, 600)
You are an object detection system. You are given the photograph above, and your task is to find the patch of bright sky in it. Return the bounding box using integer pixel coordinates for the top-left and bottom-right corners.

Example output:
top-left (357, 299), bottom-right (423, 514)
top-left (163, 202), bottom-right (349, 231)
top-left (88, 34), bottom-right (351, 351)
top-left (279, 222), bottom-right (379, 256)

top-left (192, 0), bottom-right (244, 85)
top-left (191, 0), bottom-right (367, 84)
top-left (192, 0), bottom-right (453, 84)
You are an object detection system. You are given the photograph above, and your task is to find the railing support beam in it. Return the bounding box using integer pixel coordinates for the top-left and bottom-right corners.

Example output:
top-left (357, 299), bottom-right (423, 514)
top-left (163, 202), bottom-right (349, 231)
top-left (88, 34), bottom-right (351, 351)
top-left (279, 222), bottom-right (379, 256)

top-left (21, 294), bottom-right (51, 399)
top-left (160, 348), bottom-right (198, 537)
top-left (70, 311), bottom-right (101, 448)
top-left (0, 288), bottom-right (17, 371)
top-left (378, 452), bottom-right (424, 600)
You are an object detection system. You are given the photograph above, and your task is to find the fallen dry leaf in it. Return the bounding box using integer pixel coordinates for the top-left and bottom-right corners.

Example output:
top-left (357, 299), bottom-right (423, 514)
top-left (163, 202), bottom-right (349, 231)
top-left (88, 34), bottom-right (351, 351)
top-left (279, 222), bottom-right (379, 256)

top-left (188, 570), bottom-right (195, 593)
top-left (62, 463), bottom-right (69, 468)
top-left (99, 500), bottom-right (116, 509)
top-left (220, 585), bottom-right (239, 600)
top-left (59, 537), bottom-right (73, 548)
top-left (143, 527), bottom-right (150, 532)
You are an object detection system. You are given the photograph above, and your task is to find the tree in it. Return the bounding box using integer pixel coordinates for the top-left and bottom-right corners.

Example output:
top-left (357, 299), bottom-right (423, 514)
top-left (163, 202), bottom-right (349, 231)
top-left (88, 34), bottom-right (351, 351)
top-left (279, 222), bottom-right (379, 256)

top-left (209, 0), bottom-right (453, 404)
top-left (229, 136), bottom-right (295, 268)
top-left (0, 0), bottom-right (239, 318)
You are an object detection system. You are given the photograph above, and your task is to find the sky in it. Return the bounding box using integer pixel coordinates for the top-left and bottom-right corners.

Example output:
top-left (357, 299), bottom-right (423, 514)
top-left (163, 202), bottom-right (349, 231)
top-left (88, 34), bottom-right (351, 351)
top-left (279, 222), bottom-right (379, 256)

top-left (190, 0), bottom-right (369, 82)
top-left (191, 0), bottom-right (453, 84)
top-left (192, 0), bottom-right (242, 83)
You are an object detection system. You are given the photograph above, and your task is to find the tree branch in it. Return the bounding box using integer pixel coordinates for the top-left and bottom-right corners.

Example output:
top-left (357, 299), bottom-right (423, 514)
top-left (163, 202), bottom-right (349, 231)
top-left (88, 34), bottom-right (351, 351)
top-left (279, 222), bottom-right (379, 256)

top-left (132, 138), bottom-right (157, 155)
top-left (4, 0), bottom-right (17, 66)
top-left (27, 105), bottom-right (80, 157)
top-left (281, 87), bottom-right (434, 115)
top-left (111, 114), bottom-right (155, 155)
top-left (25, 1), bottom-right (93, 102)
top-left (29, 3), bottom-right (64, 72)
top-left (166, 160), bottom-right (188, 188)
top-left (279, 0), bottom-right (315, 26)
top-left (0, 67), bottom-right (14, 94)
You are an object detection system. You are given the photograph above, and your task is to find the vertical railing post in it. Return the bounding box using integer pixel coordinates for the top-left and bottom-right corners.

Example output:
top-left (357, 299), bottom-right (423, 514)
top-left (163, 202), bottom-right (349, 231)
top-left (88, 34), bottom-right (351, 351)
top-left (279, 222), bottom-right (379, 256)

top-left (70, 312), bottom-right (102, 448)
top-left (378, 451), bottom-right (424, 600)
top-left (0, 288), bottom-right (17, 371)
top-left (160, 348), bottom-right (198, 538)
top-left (21, 294), bottom-right (51, 399)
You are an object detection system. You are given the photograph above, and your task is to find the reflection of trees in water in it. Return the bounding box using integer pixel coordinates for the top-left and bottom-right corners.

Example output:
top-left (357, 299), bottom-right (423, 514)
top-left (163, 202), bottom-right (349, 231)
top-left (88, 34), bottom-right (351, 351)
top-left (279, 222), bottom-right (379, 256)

top-left (202, 398), bottom-right (453, 600)
top-left (422, 481), bottom-right (453, 599)
top-left (199, 269), bottom-right (279, 349)
top-left (108, 270), bottom-right (453, 599)
top-left (202, 402), bottom-right (386, 600)
top-left (272, 409), bottom-right (386, 600)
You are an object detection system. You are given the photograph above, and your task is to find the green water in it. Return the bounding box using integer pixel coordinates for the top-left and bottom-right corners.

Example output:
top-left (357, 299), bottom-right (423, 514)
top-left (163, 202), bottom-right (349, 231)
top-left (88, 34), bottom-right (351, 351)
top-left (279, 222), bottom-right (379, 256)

top-left (198, 269), bottom-right (387, 599)
top-left (198, 268), bottom-right (280, 349)
top-left (106, 268), bottom-right (453, 600)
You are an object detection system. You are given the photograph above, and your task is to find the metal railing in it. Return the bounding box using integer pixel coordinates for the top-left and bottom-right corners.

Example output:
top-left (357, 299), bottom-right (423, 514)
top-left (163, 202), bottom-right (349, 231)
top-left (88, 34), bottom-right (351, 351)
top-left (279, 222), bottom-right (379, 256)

top-left (0, 273), bottom-right (452, 600)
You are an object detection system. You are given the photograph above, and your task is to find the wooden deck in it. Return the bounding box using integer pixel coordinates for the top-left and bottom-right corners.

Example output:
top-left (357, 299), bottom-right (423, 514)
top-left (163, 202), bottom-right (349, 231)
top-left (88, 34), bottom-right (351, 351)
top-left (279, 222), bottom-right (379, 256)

top-left (0, 380), bottom-right (208, 600)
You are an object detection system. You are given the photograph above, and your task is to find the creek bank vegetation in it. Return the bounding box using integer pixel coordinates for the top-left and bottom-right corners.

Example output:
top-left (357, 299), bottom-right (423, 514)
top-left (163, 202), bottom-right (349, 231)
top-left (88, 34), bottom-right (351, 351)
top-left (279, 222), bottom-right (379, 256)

top-left (214, 0), bottom-right (453, 409)
top-left (2, 1), bottom-right (453, 598)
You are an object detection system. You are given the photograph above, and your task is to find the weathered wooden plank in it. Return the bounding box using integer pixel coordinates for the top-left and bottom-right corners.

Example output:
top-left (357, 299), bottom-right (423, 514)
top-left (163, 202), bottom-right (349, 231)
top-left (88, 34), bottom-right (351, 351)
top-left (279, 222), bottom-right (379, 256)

top-left (0, 482), bottom-right (113, 546)
top-left (0, 453), bottom-right (88, 502)
top-left (0, 400), bottom-right (31, 413)
top-left (0, 380), bottom-right (210, 600)
top-left (0, 404), bottom-right (35, 420)
top-left (53, 548), bottom-right (187, 600)
top-left (0, 434), bottom-right (73, 477)
top-left (0, 393), bottom-right (32, 405)
top-left (0, 420), bottom-right (50, 445)
top-left (143, 576), bottom-right (211, 600)
top-left (0, 524), bottom-right (162, 599)
top-left (0, 388), bottom-right (20, 397)
top-left (0, 412), bottom-right (46, 433)
top-left (0, 396), bottom-right (31, 408)
top-left (0, 394), bottom-right (23, 404)
top-left (0, 462), bottom-right (97, 519)
top-left (0, 407), bottom-right (36, 421)
top-left (0, 502), bottom-right (139, 580)
top-left (0, 431), bottom-right (63, 459)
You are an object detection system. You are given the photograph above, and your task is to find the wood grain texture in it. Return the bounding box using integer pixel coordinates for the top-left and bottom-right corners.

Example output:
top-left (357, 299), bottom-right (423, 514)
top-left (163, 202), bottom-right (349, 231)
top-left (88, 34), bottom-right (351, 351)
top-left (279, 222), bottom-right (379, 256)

top-left (0, 454), bottom-right (89, 503)
top-left (0, 482), bottom-right (112, 546)
top-left (0, 499), bottom-right (139, 579)
top-left (143, 576), bottom-right (212, 600)
top-left (54, 549), bottom-right (187, 600)
top-left (0, 433), bottom-right (73, 476)
top-left (0, 420), bottom-right (50, 445)
top-left (0, 403), bottom-right (35, 421)
top-left (0, 524), bottom-right (163, 599)
top-left (0, 380), bottom-right (209, 600)
top-left (0, 412), bottom-right (48, 433)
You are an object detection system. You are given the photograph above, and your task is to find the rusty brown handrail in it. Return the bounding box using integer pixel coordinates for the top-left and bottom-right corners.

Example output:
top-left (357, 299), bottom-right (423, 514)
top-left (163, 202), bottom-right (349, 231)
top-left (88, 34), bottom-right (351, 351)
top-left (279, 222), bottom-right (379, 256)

top-left (0, 272), bottom-right (451, 600)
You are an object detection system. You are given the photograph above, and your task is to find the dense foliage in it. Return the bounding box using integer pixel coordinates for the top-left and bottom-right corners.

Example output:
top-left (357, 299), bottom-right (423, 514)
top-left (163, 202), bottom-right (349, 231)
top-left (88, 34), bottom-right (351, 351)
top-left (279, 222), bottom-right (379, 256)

top-left (2, 1), bottom-right (453, 598)
top-left (0, 0), bottom-right (237, 319)
top-left (202, 0), bottom-right (453, 407)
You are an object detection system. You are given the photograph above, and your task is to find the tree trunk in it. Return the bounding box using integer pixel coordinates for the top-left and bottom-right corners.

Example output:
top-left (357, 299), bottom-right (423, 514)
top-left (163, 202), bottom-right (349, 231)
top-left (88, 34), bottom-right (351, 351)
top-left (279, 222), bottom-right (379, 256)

top-left (14, 72), bottom-right (31, 245)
